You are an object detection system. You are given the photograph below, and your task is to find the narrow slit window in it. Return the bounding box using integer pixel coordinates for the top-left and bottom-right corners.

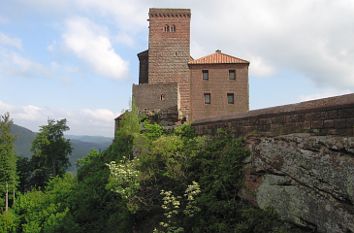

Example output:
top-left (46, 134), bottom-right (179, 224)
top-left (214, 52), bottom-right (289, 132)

top-left (202, 70), bottom-right (209, 80)
top-left (227, 93), bottom-right (234, 104)
top-left (229, 70), bottom-right (236, 80)
top-left (160, 94), bottom-right (166, 101)
top-left (170, 25), bottom-right (176, 32)
top-left (164, 25), bottom-right (169, 32)
top-left (204, 93), bottom-right (211, 104)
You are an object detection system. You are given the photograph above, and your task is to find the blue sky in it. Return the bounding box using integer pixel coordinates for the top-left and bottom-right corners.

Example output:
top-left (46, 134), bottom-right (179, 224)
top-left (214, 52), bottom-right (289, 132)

top-left (1, 0), bottom-right (354, 137)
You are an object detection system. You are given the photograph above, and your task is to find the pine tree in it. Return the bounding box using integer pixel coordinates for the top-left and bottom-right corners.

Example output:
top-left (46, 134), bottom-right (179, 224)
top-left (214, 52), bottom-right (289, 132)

top-left (0, 113), bottom-right (17, 212)
top-left (30, 119), bottom-right (72, 188)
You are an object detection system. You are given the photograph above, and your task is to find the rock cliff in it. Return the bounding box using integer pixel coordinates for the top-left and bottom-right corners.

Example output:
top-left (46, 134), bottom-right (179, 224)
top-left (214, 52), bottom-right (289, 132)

top-left (244, 133), bottom-right (354, 233)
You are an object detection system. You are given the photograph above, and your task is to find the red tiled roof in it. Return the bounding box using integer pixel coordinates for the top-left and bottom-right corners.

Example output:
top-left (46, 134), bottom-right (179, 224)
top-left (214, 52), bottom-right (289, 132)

top-left (188, 50), bottom-right (249, 65)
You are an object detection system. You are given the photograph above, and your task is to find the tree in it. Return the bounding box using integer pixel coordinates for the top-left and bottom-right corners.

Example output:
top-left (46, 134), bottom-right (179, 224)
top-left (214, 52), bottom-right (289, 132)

top-left (0, 113), bottom-right (17, 212)
top-left (31, 119), bottom-right (72, 187)
top-left (16, 157), bottom-right (32, 193)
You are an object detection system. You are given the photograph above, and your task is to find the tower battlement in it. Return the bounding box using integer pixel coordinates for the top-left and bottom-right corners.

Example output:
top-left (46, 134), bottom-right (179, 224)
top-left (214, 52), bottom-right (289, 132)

top-left (149, 8), bottom-right (191, 18)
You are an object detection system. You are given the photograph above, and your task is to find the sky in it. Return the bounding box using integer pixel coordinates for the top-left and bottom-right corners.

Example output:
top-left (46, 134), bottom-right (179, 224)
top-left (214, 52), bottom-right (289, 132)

top-left (0, 0), bottom-right (354, 137)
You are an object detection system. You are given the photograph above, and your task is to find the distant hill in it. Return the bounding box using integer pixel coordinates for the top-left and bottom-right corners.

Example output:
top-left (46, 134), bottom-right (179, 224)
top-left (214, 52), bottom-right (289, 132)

top-left (10, 124), bottom-right (113, 171)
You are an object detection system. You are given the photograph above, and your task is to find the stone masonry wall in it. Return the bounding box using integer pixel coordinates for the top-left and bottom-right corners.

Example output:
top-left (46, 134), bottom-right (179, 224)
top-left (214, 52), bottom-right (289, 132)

top-left (138, 50), bottom-right (149, 84)
top-left (189, 63), bottom-right (249, 121)
top-left (192, 93), bottom-right (354, 137)
top-left (133, 83), bottom-right (178, 114)
top-left (148, 9), bottom-right (191, 118)
top-left (192, 93), bottom-right (354, 233)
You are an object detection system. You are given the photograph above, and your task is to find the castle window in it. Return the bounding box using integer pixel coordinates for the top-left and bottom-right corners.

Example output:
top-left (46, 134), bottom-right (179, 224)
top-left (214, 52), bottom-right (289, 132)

top-left (160, 94), bottom-right (166, 101)
top-left (204, 93), bottom-right (211, 104)
top-left (164, 25), bottom-right (170, 32)
top-left (170, 25), bottom-right (176, 32)
top-left (202, 70), bottom-right (209, 80)
top-left (229, 70), bottom-right (236, 80)
top-left (227, 93), bottom-right (234, 104)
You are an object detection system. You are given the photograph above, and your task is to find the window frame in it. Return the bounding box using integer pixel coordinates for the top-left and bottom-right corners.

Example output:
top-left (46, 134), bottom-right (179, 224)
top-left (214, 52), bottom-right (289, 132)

top-left (202, 70), bottom-right (209, 80)
top-left (204, 93), bottom-right (211, 104)
top-left (227, 93), bottom-right (235, 104)
top-left (229, 70), bottom-right (236, 80)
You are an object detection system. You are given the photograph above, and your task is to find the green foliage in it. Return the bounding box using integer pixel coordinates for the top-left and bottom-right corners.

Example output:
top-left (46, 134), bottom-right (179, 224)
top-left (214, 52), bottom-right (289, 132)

top-left (153, 182), bottom-right (201, 233)
top-left (107, 157), bottom-right (140, 212)
top-left (143, 122), bottom-right (164, 141)
top-left (0, 210), bottom-right (17, 233)
top-left (71, 149), bottom-right (133, 233)
top-left (16, 157), bottom-right (31, 193)
top-left (174, 124), bottom-right (196, 139)
top-left (185, 130), bottom-right (250, 232)
top-left (13, 174), bottom-right (79, 233)
top-left (234, 207), bottom-right (288, 233)
top-left (31, 119), bottom-right (72, 187)
top-left (115, 100), bottom-right (141, 139)
top-left (0, 113), bottom-right (17, 210)
top-left (0, 109), bottom-right (295, 233)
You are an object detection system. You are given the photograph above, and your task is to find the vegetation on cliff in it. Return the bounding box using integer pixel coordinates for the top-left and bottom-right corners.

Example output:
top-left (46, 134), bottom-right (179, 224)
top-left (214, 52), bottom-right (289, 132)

top-left (0, 109), bottom-right (299, 233)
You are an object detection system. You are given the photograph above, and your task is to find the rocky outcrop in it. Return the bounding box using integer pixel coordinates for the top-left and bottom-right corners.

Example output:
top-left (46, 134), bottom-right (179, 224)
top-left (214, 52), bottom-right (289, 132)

top-left (244, 133), bottom-right (354, 233)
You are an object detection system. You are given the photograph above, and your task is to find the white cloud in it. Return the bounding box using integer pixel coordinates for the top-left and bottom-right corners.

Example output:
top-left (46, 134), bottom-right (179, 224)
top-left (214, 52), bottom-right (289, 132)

top-left (177, 0), bottom-right (354, 88)
top-left (0, 100), bottom-right (117, 137)
top-left (9, 0), bottom-right (354, 88)
top-left (115, 32), bottom-right (135, 47)
top-left (81, 108), bottom-right (116, 123)
top-left (248, 55), bottom-right (275, 77)
top-left (0, 33), bottom-right (22, 49)
top-left (63, 17), bottom-right (129, 80)
top-left (0, 50), bottom-right (48, 78)
top-left (74, 0), bottom-right (148, 32)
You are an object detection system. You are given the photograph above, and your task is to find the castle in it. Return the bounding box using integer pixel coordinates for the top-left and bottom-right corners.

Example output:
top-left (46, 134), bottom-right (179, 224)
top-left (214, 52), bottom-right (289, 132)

top-left (117, 8), bottom-right (250, 127)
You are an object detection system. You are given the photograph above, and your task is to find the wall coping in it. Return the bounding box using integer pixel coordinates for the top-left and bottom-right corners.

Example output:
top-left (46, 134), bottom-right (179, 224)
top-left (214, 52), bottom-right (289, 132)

top-left (192, 93), bottom-right (354, 125)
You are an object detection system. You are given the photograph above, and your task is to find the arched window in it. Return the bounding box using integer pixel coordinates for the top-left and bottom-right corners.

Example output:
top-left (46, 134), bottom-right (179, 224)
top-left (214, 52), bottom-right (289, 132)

top-left (164, 25), bottom-right (169, 32)
top-left (170, 25), bottom-right (176, 32)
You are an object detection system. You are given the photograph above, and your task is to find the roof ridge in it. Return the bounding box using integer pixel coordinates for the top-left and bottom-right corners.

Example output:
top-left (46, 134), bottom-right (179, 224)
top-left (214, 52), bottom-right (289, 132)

top-left (188, 51), bottom-right (249, 65)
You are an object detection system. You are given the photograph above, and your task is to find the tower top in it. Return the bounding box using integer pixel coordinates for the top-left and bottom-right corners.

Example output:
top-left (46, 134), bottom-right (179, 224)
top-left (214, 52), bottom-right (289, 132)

top-left (149, 8), bottom-right (191, 18)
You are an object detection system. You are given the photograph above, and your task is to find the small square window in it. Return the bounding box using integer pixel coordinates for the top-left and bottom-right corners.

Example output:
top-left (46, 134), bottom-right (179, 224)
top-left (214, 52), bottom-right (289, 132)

top-left (227, 93), bottom-right (234, 104)
top-left (204, 93), bottom-right (211, 104)
top-left (229, 70), bottom-right (236, 80)
top-left (202, 70), bottom-right (209, 80)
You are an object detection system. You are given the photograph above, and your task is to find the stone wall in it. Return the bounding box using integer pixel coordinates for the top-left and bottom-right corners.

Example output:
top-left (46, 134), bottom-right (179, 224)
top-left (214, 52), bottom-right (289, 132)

top-left (138, 50), bottom-right (149, 84)
top-left (132, 83), bottom-right (179, 115)
top-left (192, 93), bottom-right (354, 233)
top-left (244, 133), bottom-right (354, 233)
top-left (192, 93), bottom-right (354, 137)
top-left (147, 8), bottom-right (191, 118)
top-left (189, 63), bottom-right (249, 121)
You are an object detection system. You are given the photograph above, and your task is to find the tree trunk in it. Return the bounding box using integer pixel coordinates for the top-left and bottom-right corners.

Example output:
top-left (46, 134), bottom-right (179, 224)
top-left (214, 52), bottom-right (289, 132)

top-left (5, 182), bottom-right (8, 212)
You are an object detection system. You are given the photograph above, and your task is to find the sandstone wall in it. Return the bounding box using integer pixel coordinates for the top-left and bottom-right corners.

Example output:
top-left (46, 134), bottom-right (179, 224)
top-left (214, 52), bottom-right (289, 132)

top-left (132, 83), bottom-right (179, 118)
top-left (189, 63), bottom-right (249, 121)
top-left (192, 93), bottom-right (354, 233)
top-left (148, 8), bottom-right (191, 118)
top-left (193, 94), bottom-right (354, 137)
top-left (244, 134), bottom-right (354, 233)
top-left (138, 50), bottom-right (149, 84)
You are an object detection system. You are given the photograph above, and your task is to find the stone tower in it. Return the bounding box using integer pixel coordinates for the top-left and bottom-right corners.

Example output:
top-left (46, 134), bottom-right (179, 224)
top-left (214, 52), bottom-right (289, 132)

top-left (147, 8), bottom-right (191, 118)
top-left (127, 8), bottom-right (249, 129)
